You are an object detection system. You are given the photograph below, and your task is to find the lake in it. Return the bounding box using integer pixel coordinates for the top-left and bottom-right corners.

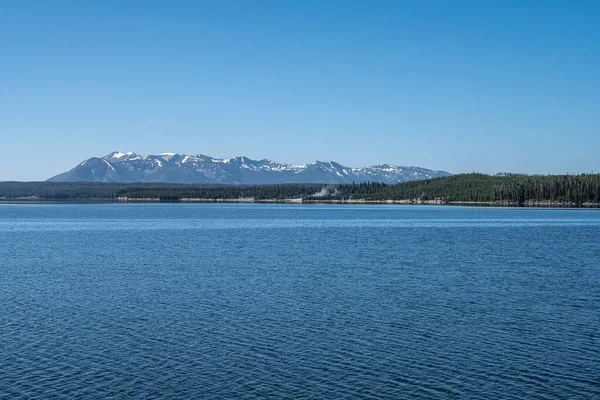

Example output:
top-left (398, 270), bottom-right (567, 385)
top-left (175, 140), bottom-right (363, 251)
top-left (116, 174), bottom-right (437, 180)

top-left (0, 204), bottom-right (598, 399)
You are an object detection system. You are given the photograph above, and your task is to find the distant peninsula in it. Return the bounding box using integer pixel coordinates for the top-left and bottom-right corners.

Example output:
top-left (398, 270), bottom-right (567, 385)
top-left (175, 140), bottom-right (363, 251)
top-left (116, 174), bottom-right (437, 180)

top-left (2, 173), bottom-right (600, 207)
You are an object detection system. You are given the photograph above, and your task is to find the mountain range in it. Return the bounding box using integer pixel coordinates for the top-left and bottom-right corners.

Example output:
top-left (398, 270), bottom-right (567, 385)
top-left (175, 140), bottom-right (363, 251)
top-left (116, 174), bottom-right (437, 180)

top-left (48, 152), bottom-right (452, 184)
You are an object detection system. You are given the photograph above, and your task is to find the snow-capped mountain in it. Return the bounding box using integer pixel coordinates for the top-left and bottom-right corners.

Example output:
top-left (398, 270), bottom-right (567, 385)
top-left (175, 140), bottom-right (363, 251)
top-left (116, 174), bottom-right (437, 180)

top-left (47, 152), bottom-right (452, 184)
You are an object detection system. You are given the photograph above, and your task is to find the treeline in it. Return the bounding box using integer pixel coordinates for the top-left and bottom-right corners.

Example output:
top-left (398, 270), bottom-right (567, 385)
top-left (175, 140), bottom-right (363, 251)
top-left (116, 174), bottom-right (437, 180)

top-left (0, 182), bottom-right (229, 199)
top-left (0, 182), bottom-right (128, 199)
top-left (0, 181), bottom-right (323, 200)
top-left (311, 173), bottom-right (600, 205)
top-left (115, 184), bottom-right (323, 200)
top-left (2, 174), bottom-right (600, 206)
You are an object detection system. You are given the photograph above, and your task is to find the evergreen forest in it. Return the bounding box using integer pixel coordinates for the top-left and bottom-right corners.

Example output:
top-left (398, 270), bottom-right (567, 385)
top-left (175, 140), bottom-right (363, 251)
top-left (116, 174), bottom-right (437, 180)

top-left (1, 173), bottom-right (600, 206)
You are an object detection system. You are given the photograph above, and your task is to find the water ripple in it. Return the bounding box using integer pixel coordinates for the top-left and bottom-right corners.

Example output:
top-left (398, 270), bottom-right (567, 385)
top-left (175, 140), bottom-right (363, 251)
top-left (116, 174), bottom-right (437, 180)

top-left (0, 204), bottom-right (599, 398)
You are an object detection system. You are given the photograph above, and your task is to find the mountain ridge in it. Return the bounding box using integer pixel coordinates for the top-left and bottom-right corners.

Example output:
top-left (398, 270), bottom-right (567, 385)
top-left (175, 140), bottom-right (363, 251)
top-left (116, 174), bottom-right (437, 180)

top-left (47, 152), bottom-right (452, 184)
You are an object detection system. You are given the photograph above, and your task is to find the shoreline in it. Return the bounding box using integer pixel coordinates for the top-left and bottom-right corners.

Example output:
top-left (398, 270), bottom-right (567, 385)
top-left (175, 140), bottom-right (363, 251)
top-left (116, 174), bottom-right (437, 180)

top-left (2, 197), bottom-right (599, 208)
top-left (116, 197), bottom-right (600, 207)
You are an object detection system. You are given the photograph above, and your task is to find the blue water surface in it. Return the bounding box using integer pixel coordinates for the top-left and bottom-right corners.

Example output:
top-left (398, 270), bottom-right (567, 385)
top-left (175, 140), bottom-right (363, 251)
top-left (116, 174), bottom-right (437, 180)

top-left (1, 204), bottom-right (599, 399)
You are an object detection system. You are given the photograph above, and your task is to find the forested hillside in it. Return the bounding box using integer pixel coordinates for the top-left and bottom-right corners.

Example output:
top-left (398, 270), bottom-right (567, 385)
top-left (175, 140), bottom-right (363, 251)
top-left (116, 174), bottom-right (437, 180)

top-left (313, 173), bottom-right (600, 205)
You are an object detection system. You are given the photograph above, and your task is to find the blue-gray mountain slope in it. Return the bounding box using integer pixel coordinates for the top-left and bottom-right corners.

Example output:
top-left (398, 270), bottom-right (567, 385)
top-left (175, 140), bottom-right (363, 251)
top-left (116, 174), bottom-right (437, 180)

top-left (48, 152), bottom-right (452, 184)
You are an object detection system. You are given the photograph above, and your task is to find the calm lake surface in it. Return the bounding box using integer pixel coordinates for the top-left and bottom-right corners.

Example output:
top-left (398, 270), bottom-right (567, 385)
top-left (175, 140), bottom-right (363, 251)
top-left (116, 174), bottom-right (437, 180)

top-left (1, 204), bottom-right (599, 399)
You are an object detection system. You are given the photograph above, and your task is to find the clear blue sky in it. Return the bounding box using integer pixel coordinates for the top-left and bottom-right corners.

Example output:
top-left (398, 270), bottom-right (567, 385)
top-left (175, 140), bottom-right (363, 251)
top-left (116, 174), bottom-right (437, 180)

top-left (1, 0), bottom-right (599, 180)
